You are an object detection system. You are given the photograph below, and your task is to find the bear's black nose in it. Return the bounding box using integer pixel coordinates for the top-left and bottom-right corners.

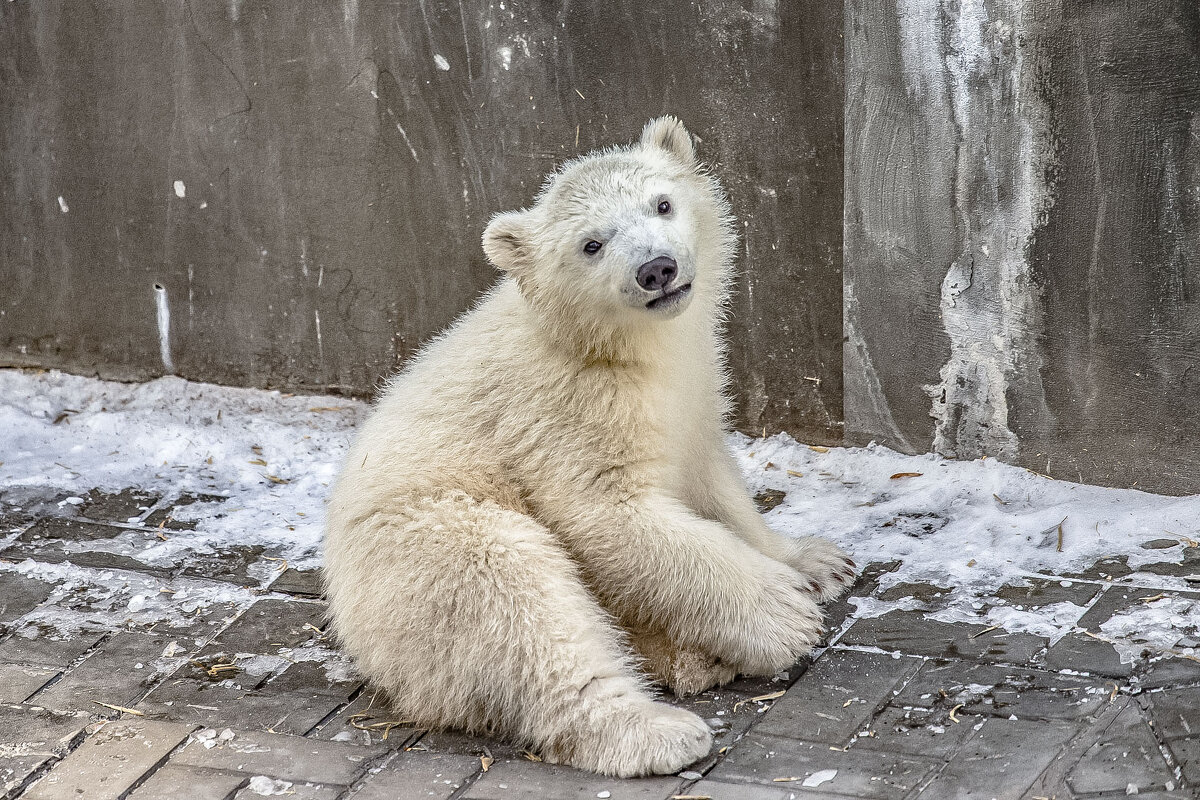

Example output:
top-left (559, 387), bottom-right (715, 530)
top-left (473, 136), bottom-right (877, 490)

top-left (637, 256), bottom-right (678, 291)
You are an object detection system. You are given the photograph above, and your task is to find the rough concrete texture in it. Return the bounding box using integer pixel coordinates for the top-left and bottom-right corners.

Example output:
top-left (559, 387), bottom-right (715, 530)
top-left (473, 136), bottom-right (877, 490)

top-left (5, 0), bottom-right (1200, 492)
top-left (0, 0), bottom-right (844, 443)
top-left (1, 487), bottom-right (1198, 798)
top-left (845, 0), bottom-right (1200, 494)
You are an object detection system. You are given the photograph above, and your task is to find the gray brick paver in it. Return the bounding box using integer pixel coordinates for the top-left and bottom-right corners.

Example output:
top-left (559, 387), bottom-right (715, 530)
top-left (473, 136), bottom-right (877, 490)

top-left (0, 664), bottom-right (57, 704)
top-left (0, 573), bottom-right (55, 625)
top-left (125, 763), bottom-right (247, 800)
top-left (8, 491), bottom-right (1200, 800)
top-left (913, 717), bottom-right (1076, 800)
top-left (1146, 687), bottom-right (1200, 740)
top-left (992, 578), bottom-right (1102, 608)
top-left (139, 677), bottom-right (351, 736)
top-left (230, 781), bottom-right (342, 799)
top-left (1067, 702), bottom-right (1177, 795)
top-left (0, 704), bottom-right (88, 796)
top-left (269, 568), bottom-right (324, 598)
top-left (198, 598), bottom-right (326, 655)
top-left (707, 732), bottom-right (937, 798)
top-left (1138, 652), bottom-right (1200, 689)
top-left (0, 627), bottom-right (106, 670)
top-left (30, 630), bottom-right (180, 715)
top-left (673, 679), bottom-right (801, 775)
top-left (169, 726), bottom-right (385, 785)
top-left (176, 546), bottom-right (273, 586)
top-left (890, 660), bottom-right (1111, 721)
top-left (77, 489), bottom-right (159, 523)
top-left (348, 752), bottom-right (482, 799)
top-left (1043, 631), bottom-right (1135, 677)
top-left (839, 612), bottom-right (1046, 665)
top-left (460, 759), bottom-right (682, 800)
top-left (311, 690), bottom-right (423, 747)
top-left (264, 656), bottom-right (362, 696)
top-left (685, 780), bottom-right (804, 800)
top-left (1164, 737), bottom-right (1200, 787)
top-left (851, 706), bottom-right (985, 758)
top-left (754, 648), bottom-right (923, 745)
top-left (21, 718), bottom-right (194, 800)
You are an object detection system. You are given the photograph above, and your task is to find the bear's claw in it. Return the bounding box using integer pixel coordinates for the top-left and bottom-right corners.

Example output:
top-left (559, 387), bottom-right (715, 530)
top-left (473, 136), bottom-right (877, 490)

top-left (779, 536), bottom-right (858, 603)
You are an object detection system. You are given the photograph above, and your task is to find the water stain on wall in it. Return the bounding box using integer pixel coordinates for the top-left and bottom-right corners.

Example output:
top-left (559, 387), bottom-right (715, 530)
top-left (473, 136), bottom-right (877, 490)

top-left (847, 0), bottom-right (1200, 493)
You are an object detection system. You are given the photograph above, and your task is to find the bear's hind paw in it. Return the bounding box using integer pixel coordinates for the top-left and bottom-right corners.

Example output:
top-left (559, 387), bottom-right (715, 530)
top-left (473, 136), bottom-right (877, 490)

top-left (546, 699), bottom-right (712, 777)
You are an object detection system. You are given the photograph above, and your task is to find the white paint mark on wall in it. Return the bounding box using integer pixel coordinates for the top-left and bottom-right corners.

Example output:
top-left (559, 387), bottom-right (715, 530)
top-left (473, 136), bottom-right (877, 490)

top-left (154, 284), bottom-right (175, 374)
top-left (314, 310), bottom-right (324, 363)
top-left (395, 123), bottom-right (419, 162)
top-left (898, 0), bottom-right (1052, 460)
top-left (57, 196), bottom-right (69, 213)
top-left (498, 46), bottom-right (513, 70)
top-left (199, 201), bottom-right (208, 209)
top-left (433, 53), bottom-right (450, 71)
top-left (382, 104), bottom-right (420, 162)
top-left (341, 0), bottom-right (358, 25)
top-left (173, 180), bottom-right (186, 198)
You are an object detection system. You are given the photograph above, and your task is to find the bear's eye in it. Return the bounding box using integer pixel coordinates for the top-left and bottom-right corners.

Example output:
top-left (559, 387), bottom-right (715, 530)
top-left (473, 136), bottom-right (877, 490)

top-left (657, 199), bottom-right (672, 215)
top-left (583, 240), bottom-right (603, 255)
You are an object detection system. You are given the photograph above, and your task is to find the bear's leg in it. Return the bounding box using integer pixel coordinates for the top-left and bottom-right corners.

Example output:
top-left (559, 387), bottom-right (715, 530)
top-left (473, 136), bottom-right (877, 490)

top-left (689, 446), bottom-right (858, 602)
top-left (324, 494), bottom-right (711, 777)
top-left (539, 489), bottom-right (824, 676)
top-left (626, 627), bottom-right (737, 697)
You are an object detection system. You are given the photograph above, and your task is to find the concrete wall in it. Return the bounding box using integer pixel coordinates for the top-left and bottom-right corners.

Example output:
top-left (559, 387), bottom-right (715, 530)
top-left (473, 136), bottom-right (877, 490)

top-left (846, 0), bottom-right (1200, 494)
top-left (6, 1), bottom-right (1200, 494)
top-left (0, 0), bottom-right (844, 442)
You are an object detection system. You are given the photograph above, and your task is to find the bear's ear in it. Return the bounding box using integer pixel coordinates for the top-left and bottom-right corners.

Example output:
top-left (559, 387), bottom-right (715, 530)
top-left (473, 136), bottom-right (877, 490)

top-left (639, 115), bottom-right (697, 166)
top-left (482, 211), bottom-right (532, 273)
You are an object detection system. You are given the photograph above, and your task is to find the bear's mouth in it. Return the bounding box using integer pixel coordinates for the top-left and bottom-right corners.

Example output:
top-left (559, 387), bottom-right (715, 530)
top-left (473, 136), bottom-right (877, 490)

top-left (645, 283), bottom-right (693, 310)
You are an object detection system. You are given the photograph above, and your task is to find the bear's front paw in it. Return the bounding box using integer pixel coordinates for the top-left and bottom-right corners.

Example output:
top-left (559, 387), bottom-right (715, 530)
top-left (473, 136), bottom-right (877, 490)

top-left (723, 564), bottom-right (825, 675)
top-left (779, 536), bottom-right (857, 603)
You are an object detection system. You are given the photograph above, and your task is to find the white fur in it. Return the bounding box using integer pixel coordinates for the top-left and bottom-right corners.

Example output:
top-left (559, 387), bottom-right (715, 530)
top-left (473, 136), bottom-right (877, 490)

top-left (323, 117), bottom-right (855, 777)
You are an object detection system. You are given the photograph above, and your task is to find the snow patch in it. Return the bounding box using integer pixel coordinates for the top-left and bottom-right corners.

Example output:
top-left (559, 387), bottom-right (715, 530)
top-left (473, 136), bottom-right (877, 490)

top-left (2, 369), bottom-right (1198, 659)
top-left (803, 769), bottom-right (837, 787)
top-left (0, 370), bottom-right (366, 571)
top-left (737, 433), bottom-right (1200, 645)
top-left (247, 776), bottom-right (293, 796)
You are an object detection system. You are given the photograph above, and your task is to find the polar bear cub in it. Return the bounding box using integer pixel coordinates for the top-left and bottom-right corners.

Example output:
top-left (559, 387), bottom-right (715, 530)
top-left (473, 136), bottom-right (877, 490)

top-left (323, 117), bottom-right (856, 777)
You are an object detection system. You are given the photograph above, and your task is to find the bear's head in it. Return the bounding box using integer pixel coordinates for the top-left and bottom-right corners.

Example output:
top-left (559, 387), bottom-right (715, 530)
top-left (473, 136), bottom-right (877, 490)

top-left (482, 117), bottom-right (736, 352)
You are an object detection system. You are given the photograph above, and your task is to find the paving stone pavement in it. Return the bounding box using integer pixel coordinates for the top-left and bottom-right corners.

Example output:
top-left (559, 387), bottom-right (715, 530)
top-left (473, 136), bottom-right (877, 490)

top-left (0, 488), bottom-right (1197, 798)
